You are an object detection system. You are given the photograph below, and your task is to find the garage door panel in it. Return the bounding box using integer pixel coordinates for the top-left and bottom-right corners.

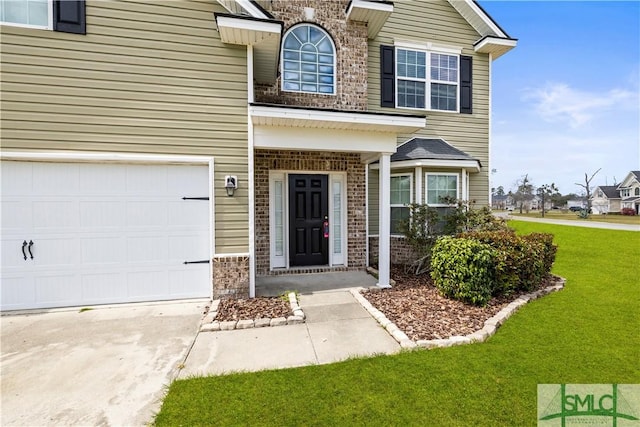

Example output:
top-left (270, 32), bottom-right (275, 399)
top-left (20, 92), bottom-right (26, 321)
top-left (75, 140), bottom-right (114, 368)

top-left (1, 161), bottom-right (211, 310)
top-left (127, 201), bottom-right (168, 227)
top-left (79, 164), bottom-right (127, 194)
top-left (81, 273), bottom-right (127, 300)
top-left (33, 200), bottom-right (79, 229)
top-left (80, 201), bottom-right (127, 229)
top-left (168, 234), bottom-right (208, 261)
top-left (127, 236), bottom-right (168, 263)
top-left (168, 200), bottom-right (209, 227)
top-left (169, 265), bottom-right (210, 296)
top-left (2, 238), bottom-right (31, 268)
top-left (1, 201), bottom-right (33, 233)
top-left (81, 237), bottom-right (125, 264)
top-left (34, 274), bottom-right (81, 304)
top-left (1, 161), bottom-right (33, 195)
top-left (31, 237), bottom-right (79, 267)
top-left (1, 275), bottom-right (36, 308)
top-left (167, 165), bottom-right (210, 196)
top-left (127, 270), bottom-right (169, 298)
top-left (33, 163), bottom-right (80, 196)
top-left (126, 166), bottom-right (168, 196)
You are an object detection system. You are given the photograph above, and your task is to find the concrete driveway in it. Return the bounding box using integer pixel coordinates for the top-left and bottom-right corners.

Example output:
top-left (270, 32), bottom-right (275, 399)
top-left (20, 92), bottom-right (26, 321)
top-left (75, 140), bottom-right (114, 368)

top-left (1, 300), bottom-right (207, 426)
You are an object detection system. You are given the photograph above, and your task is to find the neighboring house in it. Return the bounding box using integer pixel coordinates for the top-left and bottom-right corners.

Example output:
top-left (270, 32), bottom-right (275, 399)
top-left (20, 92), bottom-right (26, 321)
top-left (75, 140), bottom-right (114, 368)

top-left (617, 171), bottom-right (640, 214)
top-left (491, 194), bottom-right (509, 210)
top-left (591, 186), bottom-right (621, 214)
top-left (0, 0), bottom-right (516, 310)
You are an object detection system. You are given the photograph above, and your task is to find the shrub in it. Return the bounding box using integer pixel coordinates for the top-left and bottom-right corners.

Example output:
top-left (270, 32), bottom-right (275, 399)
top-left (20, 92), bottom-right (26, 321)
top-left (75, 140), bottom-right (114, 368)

top-left (430, 236), bottom-right (495, 306)
top-left (621, 208), bottom-right (636, 216)
top-left (460, 230), bottom-right (555, 294)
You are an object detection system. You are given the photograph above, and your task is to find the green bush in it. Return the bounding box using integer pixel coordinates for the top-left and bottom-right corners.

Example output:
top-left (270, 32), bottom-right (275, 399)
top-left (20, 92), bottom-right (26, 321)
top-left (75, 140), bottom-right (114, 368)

top-left (460, 230), bottom-right (556, 294)
top-left (430, 237), bottom-right (496, 306)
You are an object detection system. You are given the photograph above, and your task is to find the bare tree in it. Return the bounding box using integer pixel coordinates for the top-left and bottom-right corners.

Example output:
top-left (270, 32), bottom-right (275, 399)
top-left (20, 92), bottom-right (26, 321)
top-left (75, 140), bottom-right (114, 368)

top-left (575, 168), bottom-right (601, 214)
top-left (512, 174), bottom-right (534, 214)
top-left (537, 183), bottom-right (559, 217)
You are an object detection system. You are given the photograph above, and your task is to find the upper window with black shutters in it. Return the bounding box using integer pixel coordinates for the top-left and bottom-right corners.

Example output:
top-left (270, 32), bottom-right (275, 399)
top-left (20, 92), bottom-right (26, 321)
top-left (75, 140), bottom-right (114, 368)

top-left (397, 48), bottom-right (459, 111)
top-left (282, 24), bottom-right (336, 95)
top-left (1, 0), bottom-right (85, 34)
top-left (380, 44), bottom-right (472, 114)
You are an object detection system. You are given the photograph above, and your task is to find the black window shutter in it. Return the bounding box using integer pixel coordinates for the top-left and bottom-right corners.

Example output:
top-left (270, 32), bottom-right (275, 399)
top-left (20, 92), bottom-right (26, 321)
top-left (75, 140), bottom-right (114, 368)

top-left (53, 0), bottom-right (86, 35)
top-left (380, 45), bottom-right (395, 108)
top-left (460, 55), bottom-right (472, 114)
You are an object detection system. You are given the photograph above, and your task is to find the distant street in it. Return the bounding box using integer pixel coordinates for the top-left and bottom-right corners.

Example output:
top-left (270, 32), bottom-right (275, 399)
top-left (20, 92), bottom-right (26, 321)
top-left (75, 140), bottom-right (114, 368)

top-left (498, 213), bottom-right (640, 232)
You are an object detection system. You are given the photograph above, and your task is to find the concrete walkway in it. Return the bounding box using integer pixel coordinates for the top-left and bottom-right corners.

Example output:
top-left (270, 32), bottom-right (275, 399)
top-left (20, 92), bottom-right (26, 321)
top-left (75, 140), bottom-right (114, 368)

top-left (179, 289), bottom-right (400, 377)
top-left (506, 214), bottom-right (640, 231)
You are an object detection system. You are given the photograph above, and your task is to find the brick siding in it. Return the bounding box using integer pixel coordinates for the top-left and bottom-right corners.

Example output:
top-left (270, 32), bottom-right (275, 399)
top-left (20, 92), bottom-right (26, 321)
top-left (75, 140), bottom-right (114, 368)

top-left (212, 255), bottom-right (249, 299)
top-left (368, 236), bottom-right (418, 266)
top-left (255, 149), bottom-right (366, 275)
top-left (254, 0), bottom-right (368, 111)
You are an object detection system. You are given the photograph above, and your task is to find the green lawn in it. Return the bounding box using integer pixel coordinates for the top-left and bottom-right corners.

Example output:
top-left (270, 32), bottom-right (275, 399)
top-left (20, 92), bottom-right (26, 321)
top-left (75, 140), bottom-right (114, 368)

top-left (155, 222), bottom-right (639, 426)
top-left (508, 210), bottom-right (640, 225)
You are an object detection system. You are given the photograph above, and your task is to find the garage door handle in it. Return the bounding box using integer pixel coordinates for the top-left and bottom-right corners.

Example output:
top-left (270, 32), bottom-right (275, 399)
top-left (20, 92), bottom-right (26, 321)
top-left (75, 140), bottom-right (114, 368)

top-left (22, 240), bottom-right (28, 260)
top-left (28, 240), bottom-right (34, 260)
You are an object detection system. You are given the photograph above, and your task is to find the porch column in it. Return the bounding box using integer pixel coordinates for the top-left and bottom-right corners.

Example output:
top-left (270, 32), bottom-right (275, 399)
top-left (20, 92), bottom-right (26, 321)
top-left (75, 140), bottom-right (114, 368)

top-left (461, 168), bottom-right (467, 201)
top-left (378, 153), bottom-right (392, 288)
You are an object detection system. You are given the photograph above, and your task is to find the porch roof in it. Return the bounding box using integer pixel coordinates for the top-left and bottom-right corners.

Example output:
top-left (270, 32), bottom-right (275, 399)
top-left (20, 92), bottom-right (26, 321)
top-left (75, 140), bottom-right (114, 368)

top-left (371, 138), bottom-right (482, 171)
top-left (249, 103), bottom-right (426, 133)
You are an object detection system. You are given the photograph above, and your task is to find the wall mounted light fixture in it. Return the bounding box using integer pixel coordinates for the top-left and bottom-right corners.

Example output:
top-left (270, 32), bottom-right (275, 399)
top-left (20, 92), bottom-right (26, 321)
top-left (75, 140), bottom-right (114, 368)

top-left (225, 175), bottom-right (238, 197)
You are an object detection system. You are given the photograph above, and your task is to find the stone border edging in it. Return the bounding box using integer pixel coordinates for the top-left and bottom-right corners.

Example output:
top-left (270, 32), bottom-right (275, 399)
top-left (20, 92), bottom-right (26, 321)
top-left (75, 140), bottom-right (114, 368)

top-left (199, 292), bottom-right (305, 332)
top-left (351, 275), bottom-right (566, 349)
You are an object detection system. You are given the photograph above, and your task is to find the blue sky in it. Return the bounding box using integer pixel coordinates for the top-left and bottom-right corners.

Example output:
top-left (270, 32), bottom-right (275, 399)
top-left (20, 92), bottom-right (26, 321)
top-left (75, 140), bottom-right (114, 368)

top-left (479, 0), bottom-right (640, 195)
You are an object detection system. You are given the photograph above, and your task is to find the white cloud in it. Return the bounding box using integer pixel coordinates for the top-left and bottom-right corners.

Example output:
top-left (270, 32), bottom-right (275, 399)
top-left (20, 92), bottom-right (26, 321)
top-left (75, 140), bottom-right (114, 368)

top-left (523, 83), bottom-right (637, 129)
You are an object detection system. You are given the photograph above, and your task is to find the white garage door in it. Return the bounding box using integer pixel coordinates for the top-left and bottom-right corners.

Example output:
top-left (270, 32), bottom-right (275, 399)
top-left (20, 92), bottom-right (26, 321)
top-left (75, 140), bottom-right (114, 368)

top-left (1, 161), bottom-right (211, 310)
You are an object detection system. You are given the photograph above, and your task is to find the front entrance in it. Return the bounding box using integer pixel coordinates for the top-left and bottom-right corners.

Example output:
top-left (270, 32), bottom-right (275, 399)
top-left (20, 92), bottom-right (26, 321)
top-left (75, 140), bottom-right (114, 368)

top-left (289, 174), bottom-right (328, 266)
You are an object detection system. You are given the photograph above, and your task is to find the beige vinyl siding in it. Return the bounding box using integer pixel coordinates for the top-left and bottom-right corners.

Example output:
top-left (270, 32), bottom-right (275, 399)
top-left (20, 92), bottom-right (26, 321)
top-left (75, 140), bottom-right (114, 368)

top-left (368, 0), bottom-right (491, 209)
top-left (1, 0), bottom-right (250, 253)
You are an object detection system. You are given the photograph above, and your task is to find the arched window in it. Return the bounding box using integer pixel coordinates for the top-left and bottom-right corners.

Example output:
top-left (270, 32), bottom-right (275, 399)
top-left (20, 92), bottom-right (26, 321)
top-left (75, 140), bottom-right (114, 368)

top-left (635, 187), bottom-right (639, 196)
top-left (281, 24), bottom-right (335, 95)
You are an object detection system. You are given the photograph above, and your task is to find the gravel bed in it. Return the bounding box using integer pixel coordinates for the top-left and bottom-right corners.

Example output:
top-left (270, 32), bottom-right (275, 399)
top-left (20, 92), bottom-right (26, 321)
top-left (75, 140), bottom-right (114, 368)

top-left (362, 267), bottom-right (552, 341)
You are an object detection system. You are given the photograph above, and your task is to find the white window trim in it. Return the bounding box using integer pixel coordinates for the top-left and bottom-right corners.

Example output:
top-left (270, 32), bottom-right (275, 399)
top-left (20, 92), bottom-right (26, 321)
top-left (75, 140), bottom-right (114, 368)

top-left (281, 24), bottom-right (337, 96)
top-left (425, 172), bottom-right (460, 207)
top-left (0, 0), bottom-right (53, 30)
top-left (394, 46), bottom-right (460, 113)
top-left (268, 171), bottom-right (347, 269)
top-left (390, 173), bottom-right (413, 235)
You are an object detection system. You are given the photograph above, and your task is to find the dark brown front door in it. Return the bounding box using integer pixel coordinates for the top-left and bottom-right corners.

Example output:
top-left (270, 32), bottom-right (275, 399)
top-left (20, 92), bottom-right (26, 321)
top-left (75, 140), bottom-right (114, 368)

top-left (289, 174), bottom-right (328, 266)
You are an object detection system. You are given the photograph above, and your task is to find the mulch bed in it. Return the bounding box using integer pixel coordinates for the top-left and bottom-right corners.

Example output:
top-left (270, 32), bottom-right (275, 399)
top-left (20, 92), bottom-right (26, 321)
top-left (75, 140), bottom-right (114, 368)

top-left (362, 267), bottom-right (552, 341)
top-left (214, 267), bottom-right (555, 341)
top-left (215, 296), bottom-right (291, 321)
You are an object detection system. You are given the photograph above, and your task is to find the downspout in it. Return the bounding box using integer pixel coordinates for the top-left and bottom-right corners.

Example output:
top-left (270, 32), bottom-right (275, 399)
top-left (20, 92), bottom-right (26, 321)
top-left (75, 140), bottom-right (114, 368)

top-left (488, 52), bottom-right (493, 208)
top-left (247, 45), bottom-right (256, 298)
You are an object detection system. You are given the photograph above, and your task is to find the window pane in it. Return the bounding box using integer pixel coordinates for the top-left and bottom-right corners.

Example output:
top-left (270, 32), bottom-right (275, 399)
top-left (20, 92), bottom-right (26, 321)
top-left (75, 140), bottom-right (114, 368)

top-left (3, 0), bottom-right (28, 24)
top-left (293, 26), bottom-right (308, 43)
top-left (28, 0), bottom-right (47, 26)
top-left (398, 80), bottom-right (425, 109)
top-left (282, 24), bottom-right (334, 95)
top-left (426, 174), bottom-right (457, 204)
top-left (390, 176), bottom-right (411, 205)
top-left (332, 182), bottom-right (342, 254)
top-left (391, 207), bottom-right (410, 234)
top-left (274, 181), bottom-right (284, 256)
top-left (431, 83), bottom-right (457, 111)
top-left (317, 38), bottom-right (332, 53)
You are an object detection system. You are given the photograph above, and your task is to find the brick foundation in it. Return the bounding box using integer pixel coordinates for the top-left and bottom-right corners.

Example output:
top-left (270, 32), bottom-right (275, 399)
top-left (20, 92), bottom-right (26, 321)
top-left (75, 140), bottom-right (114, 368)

top-left (368, 236), bottom-right (418, 266)
top-left (255, 149), bottom-right (367, 275)
top-left (212, 255), bottom-right (249, 299)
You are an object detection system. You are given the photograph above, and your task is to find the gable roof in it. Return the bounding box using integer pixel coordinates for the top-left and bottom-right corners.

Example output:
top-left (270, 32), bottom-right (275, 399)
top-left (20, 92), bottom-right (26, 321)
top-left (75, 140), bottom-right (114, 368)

top-left (616, 170), bottom-right (640, 189)
top-left (594, 186), bottom-right (621, 199)
top-left (391, 138), bottom-right (480, 164)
